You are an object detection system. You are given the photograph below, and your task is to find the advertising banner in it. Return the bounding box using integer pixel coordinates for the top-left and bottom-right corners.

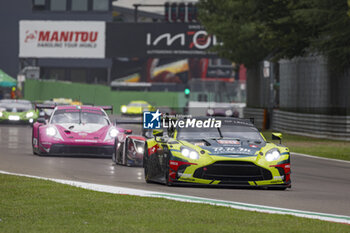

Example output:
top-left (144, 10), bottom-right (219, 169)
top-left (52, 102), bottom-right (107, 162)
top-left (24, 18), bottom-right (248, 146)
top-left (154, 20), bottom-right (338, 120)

top-left (106, 23), bottom-right (219, 58)
top-left (19, 20), bottom-right (105, 58)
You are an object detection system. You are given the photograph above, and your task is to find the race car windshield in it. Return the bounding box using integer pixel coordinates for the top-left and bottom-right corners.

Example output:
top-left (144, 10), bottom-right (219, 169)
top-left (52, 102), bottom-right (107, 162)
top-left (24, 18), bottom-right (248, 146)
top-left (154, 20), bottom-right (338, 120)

top-left (177, 127), bottom-right (221, 139)
top-left (177, 125), bottom-right (263, 142)
top-left (51, 109), bottom-right (109, 125)
top-left (0, 99), bottom-right (33, 112)
top-left (128, 103), bottom-right (148, 107)
top-left (42, 101), bottom-right (67, 115)
top-left (220, 125), bottom-right (263, 142)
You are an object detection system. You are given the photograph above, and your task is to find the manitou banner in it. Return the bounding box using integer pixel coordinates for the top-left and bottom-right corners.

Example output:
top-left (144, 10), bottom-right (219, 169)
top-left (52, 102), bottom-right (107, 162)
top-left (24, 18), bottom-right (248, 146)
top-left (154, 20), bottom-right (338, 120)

top-left (19, 20), bottom-right (105, 58)
top-left (106, 23), bottom-right (220, 58)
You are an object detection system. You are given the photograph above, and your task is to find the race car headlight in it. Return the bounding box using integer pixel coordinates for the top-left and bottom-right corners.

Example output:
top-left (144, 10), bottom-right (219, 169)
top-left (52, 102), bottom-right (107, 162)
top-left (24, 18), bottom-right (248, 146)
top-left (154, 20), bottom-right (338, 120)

top-left (181, 147), bottom-right (199, 160)
top-left (181, 148), bottom-right (190, 157)
top-left (225, 109), bottom-right (233, 116)
top-left (121, 106), bottom-right (127, 113)
top-left (26, 112), bottom-right (34, 118)
top-left (109, 128), bottom-right (119, 138)
top-left (46, 127), bottom-right (57, 136)
top-left (207, 109), bottom-right (214, 115)
top-left (265, 149), bottom-right (281, 162)
top-left (137, 147), bottom-right (144, 153)
top-left (189, 151), bottom-right (199, 160)
top-left (104, 128), bottom-right (119, 141)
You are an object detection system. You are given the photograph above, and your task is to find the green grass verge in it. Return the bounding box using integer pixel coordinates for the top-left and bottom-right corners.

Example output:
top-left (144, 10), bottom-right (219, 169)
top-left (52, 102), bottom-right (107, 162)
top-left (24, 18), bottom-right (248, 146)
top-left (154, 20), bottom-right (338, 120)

top-left (262, 131), bottom-right (350, 161)
top-left (0, 174), bottom-right (349, 233)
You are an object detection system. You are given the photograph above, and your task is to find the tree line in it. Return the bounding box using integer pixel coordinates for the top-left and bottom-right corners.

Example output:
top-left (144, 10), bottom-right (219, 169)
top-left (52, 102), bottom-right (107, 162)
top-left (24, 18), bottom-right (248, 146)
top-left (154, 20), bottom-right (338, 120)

top-left (198, 0), bottom-right (350, 71)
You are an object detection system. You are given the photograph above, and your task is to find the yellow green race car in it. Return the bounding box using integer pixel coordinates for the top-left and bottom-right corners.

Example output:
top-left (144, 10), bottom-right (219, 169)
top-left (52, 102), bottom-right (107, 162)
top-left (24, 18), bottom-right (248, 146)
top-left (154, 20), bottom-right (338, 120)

top-left (143, 117), bottom-right (291, 190)
top-left (121, 101), bottom-right (155, 115)
top-left (0, 99), bottom-right (38, 124)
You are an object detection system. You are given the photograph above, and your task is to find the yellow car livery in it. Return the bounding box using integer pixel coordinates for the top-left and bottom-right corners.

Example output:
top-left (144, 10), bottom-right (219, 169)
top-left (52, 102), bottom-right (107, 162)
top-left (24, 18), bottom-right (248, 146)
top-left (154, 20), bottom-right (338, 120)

top-left (143, 117), bottom-right (291, 190)
top-left (121, 101), bottom-right (155, 115)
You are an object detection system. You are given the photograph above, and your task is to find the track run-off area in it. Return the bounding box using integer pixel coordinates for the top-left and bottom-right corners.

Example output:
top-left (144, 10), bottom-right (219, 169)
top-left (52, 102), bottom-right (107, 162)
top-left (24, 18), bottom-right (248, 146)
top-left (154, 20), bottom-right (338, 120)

top-left (0, 125), bottom-right (349, 224)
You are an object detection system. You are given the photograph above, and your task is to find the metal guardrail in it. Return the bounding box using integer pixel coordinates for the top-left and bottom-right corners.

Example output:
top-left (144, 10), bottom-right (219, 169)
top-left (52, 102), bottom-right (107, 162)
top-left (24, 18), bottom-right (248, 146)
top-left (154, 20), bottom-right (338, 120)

top-left (272, 110), bottom-right (350, 141)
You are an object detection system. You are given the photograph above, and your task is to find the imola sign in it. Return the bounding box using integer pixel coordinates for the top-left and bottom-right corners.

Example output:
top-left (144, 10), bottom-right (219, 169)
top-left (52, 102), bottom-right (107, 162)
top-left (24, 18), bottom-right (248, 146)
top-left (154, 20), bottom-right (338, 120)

top-left (106, 23), bottom-right (219, 58)
top-left (146, 31), bottom-right (219, 50)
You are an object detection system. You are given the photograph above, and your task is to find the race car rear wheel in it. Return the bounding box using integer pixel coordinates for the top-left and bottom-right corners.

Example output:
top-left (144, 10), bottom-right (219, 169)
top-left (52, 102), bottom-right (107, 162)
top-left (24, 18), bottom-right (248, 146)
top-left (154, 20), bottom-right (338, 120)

top-left (125, 138), bottom-right (131, 167)
top-left (115, 141), bottom-right (123, 165)
top-left (144, 162), bottom-right (152, 183)
top-left (112, 139), bottom-right (117, 163)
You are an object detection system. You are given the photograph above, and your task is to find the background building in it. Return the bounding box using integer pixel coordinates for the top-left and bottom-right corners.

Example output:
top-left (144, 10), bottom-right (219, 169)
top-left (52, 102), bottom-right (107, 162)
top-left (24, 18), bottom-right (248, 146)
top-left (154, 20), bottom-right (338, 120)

top-left (0, 0), bottom-right (113, 85)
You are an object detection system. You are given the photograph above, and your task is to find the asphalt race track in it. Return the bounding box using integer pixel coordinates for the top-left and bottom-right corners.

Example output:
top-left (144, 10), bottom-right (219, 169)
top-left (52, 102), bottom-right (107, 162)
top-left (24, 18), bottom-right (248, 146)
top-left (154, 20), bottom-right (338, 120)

top-left (0, 125), bottom-right (349, 216)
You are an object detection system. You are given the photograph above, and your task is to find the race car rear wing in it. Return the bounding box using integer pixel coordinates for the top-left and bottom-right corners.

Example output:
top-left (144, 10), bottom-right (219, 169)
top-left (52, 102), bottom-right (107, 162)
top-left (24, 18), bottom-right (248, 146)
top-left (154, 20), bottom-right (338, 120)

top-left (35, 104), bottom-right (56, 111)
top-left (115, 119), bottom-right (154, 137)
top-left (115, 119), bottom-right (143, 125)
top-left (99, 106), bottom-right (113, 113)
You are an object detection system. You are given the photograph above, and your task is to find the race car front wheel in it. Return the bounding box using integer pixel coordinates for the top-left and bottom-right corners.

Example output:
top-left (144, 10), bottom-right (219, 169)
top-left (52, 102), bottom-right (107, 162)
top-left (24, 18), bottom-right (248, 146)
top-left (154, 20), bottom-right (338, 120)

top-left (164, 149), bottom-right (173, 186)
top-left (143, 143), bottom-right (152, 183)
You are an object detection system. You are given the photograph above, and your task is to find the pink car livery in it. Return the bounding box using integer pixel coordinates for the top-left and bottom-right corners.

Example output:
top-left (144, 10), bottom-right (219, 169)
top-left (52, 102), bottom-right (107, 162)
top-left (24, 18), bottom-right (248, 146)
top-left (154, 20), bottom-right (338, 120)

top-left (32, 105), bottom-right (118, 157)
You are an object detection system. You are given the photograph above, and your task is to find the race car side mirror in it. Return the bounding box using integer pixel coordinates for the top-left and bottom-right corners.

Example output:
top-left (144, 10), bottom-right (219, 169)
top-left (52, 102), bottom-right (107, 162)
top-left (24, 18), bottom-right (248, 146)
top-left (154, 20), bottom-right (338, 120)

top-left (153, 129), bottom-right (163, 137)
top-left (272, 132), bottom-right (282, 144)
top-left (37, 118), bottom-right (46, 124)
top-left (155, 136), bottom-right (166, 143)
top-left (125, 129), bottom-right (132, 135)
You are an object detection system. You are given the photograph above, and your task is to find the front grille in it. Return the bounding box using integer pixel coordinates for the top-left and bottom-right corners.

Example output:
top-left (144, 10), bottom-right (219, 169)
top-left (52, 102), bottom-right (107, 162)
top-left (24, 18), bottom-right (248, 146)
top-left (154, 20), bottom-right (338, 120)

top-left (193, 161), bottom-right (272, 182)
top-left (49, 144), bottom-right (114, 156)
top-left (6, 108), bottom-right (25, 112)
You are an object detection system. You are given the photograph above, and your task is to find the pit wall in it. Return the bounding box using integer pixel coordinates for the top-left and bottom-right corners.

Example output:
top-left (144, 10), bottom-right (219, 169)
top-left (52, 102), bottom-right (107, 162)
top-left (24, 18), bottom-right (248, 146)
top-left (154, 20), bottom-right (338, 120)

top-left (23, 79), bottom-right (187, 114)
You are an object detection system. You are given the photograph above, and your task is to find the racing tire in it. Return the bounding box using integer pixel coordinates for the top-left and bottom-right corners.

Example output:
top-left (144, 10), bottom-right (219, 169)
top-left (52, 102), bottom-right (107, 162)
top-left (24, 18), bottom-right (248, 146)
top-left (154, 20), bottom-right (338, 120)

top-left (125, 138), bottom-right (130, 167)
top-left (143, 143), bottom-right (152, 183)
top-left (112, 140), bottom-right (117, 163)
top-left (164, 147), bottom-right (173, 186)
top-left (144, 162), bottom-right (152, 183)
top-left (115, 141), bottom-right (123, 165)
top-left (31, 128), bottom-right (37, 155)
top-left (36, 151), bottom-right (44, 157)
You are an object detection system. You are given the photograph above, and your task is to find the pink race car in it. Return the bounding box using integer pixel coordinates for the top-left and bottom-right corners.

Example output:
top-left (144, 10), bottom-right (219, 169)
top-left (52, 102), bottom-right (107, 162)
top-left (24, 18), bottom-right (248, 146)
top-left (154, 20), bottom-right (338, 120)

top-left (32, 105), bottom-right (118, 157)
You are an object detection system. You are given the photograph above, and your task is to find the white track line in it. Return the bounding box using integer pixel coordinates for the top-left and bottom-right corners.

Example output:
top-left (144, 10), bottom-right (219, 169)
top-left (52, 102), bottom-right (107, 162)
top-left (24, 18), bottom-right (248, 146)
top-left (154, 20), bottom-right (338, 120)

top-left (1, 170), bottom-right (349, 225)
top-left (291, 152), bottom-right (350, 164)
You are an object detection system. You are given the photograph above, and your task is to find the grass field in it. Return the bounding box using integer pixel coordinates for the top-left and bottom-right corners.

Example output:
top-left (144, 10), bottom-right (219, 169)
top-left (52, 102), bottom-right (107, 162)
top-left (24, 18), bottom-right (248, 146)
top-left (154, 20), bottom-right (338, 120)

top-left (262, 131), bottom-right (350, 161)
top-left (0, 174), bottom-right (349, 233)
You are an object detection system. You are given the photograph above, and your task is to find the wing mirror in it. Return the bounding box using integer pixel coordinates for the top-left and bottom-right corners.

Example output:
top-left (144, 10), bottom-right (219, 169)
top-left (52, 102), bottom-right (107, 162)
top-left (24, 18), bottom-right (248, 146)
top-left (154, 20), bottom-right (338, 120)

top-left (153, 129), bottom-right (163, 137)
top-left (272, 132), bottom-right (282, 144)
top-left (155, 136), bottom-right (167, 143)
top-left (125, 129), bottom-right (132, 135)
top-left (37, 118), bottom-right (46, 124)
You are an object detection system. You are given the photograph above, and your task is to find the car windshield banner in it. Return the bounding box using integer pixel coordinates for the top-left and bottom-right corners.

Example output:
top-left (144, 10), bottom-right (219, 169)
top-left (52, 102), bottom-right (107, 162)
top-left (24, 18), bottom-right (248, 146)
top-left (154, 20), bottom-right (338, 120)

top-left (106, 23), bottom-right (220, 58)
top-left (19, 20), bottom-right (106, 58)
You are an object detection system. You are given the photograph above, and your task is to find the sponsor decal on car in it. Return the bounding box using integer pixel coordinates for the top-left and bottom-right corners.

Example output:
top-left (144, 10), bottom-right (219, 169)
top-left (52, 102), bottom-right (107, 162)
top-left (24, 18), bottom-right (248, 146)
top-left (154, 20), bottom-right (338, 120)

top-left (212, 147), bottom-right (252, 153)
top-left (274, 176), bottom-right (285, 180)
top-left (74, 139), bottom-right (98, 143)
top-left (217, 140), bottom-right (240, 145)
